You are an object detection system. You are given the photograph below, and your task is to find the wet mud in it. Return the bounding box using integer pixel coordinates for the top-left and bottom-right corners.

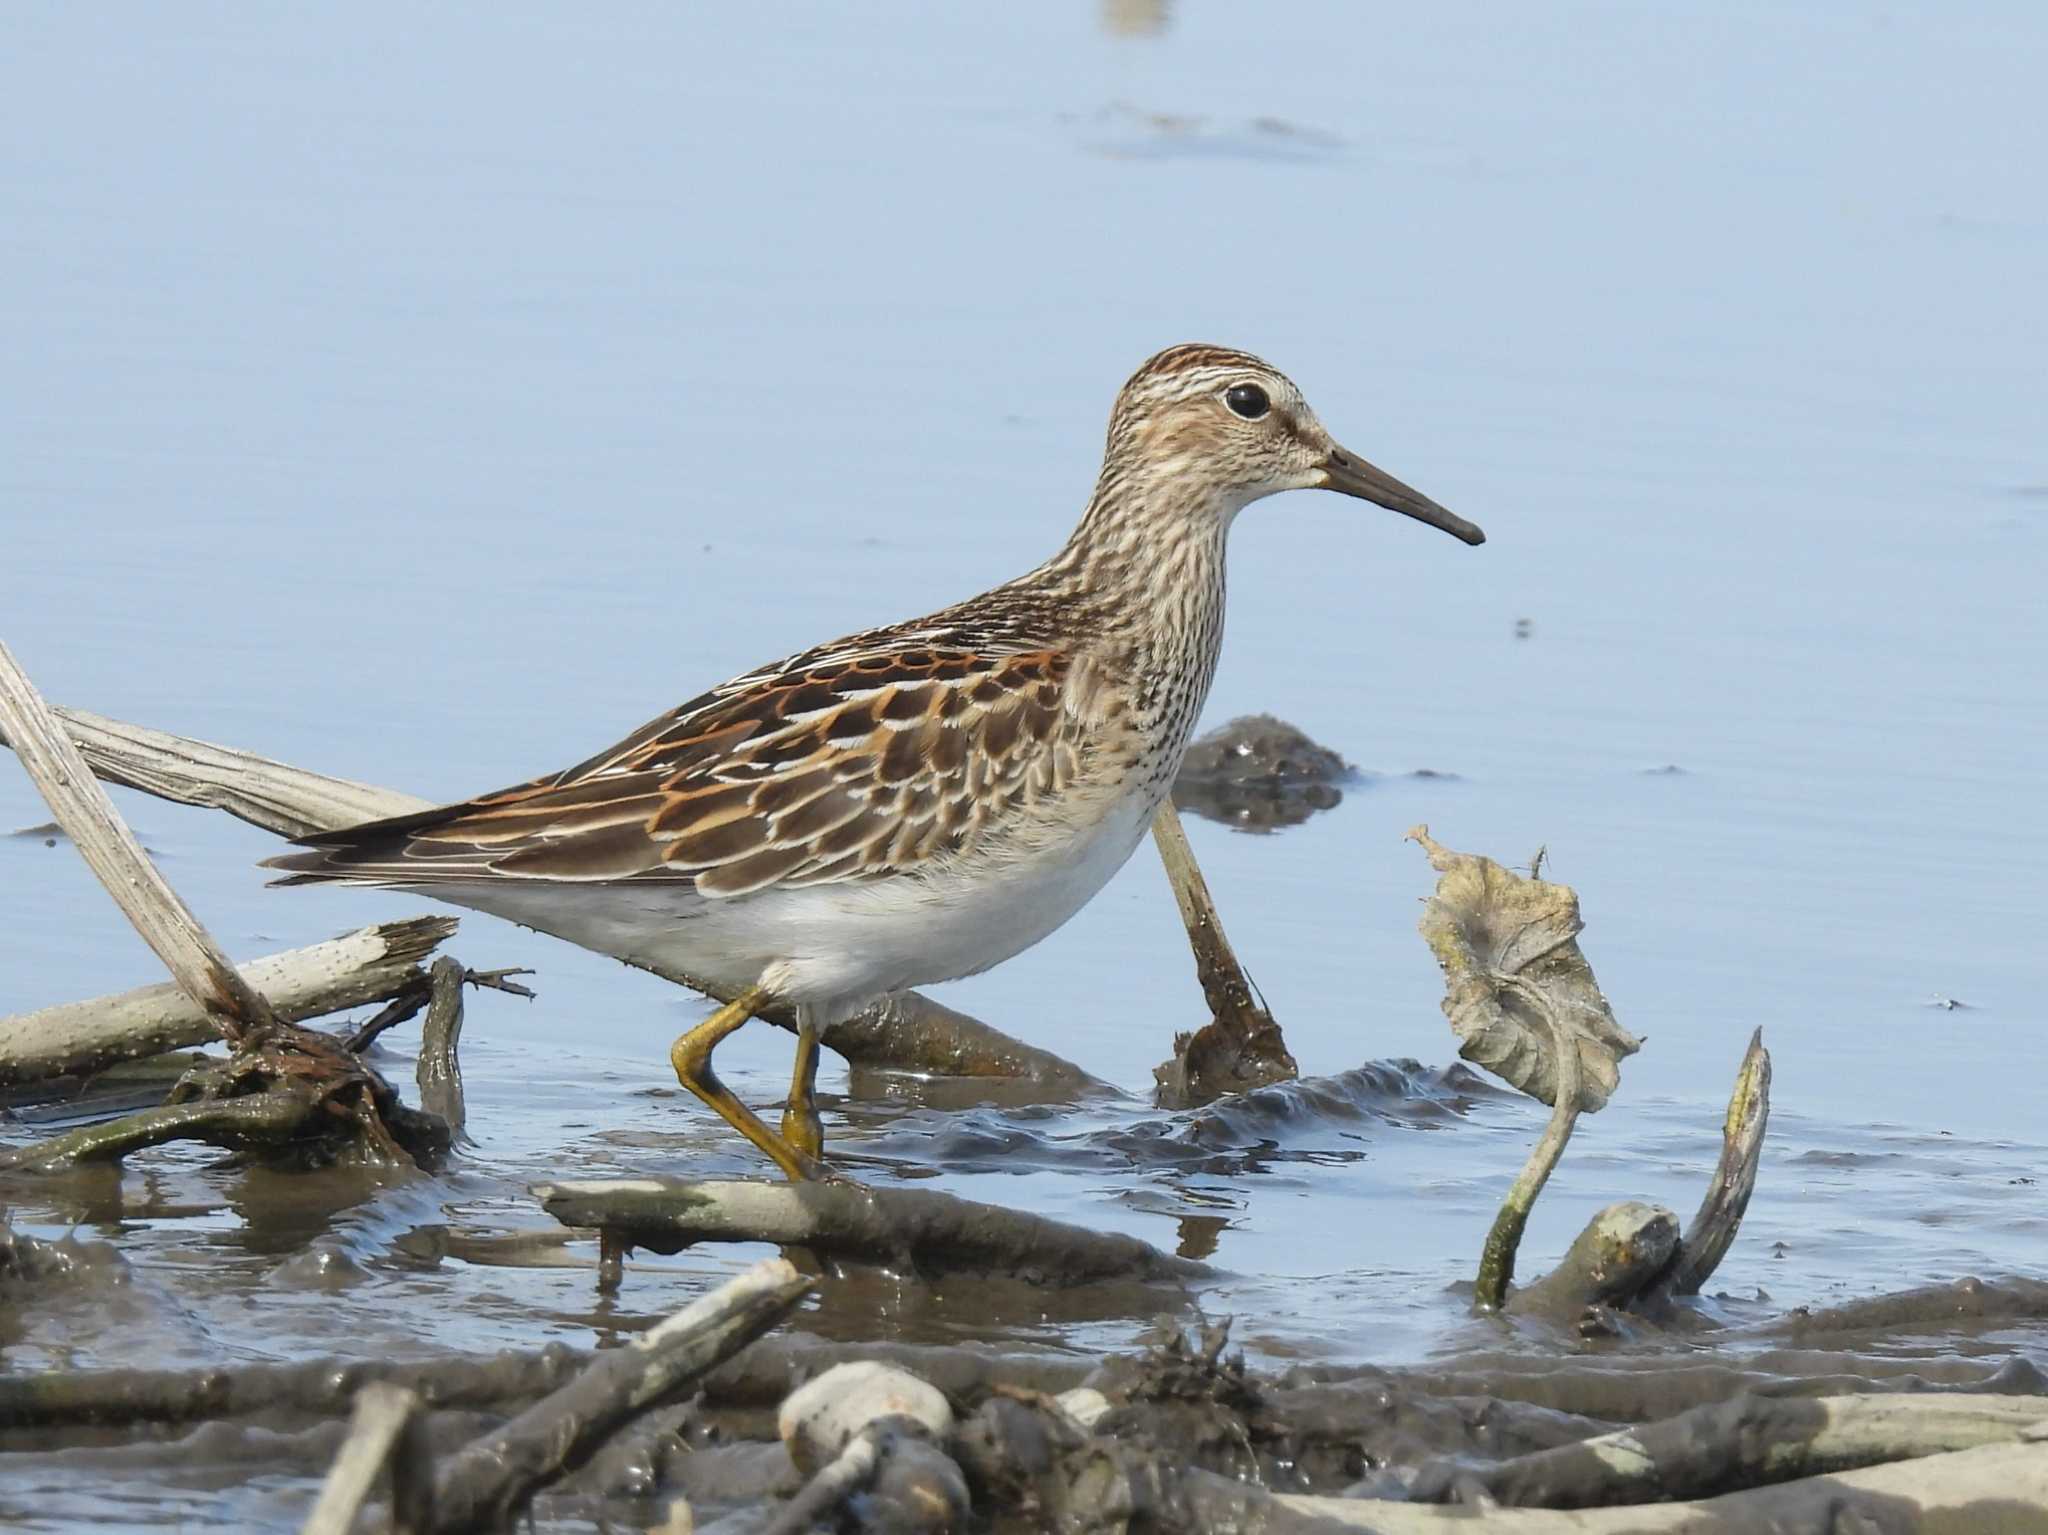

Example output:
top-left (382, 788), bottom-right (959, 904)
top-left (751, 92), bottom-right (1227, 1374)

top-left (5, 1040), bottom-right (2044, 1530)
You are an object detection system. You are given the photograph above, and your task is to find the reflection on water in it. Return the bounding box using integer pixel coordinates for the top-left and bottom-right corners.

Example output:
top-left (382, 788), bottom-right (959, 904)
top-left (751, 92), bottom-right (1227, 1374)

top-left (1173, 713), bottom-right (1352, 832)
top-left (1078, 103), bottom-right (1348, 163)
top-left (1100, 0), bottom-right (1172, 40)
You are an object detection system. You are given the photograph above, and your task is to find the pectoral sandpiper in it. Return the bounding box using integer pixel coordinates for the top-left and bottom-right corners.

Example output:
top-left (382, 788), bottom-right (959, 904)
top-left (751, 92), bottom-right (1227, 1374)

top-left (266, 344), bottom-right (1484, 1178)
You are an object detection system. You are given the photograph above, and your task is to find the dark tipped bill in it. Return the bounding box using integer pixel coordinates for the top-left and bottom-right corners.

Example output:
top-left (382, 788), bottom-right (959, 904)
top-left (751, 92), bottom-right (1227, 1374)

top-left (1321, 445), bottom-right (1485, 545)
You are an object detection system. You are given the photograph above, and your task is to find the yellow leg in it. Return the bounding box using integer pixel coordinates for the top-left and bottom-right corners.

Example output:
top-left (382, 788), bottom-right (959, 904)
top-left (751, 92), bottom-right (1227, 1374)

top-left (668, 984), bottom-right (819, 1182)
top-left (780, 1016), bottom-right (823, 1160)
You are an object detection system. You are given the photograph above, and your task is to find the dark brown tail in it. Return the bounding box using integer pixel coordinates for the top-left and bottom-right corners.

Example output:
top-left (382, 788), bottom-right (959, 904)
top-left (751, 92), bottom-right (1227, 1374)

top-left (259, 801), bottom-right (484, 886)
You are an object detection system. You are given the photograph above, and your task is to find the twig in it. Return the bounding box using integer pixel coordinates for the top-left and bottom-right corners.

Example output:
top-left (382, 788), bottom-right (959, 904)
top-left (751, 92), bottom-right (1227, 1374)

top-left (341, 964), bottom-right (527, 1057)
top-left (416, 957), bottom-right (468, 1135)
top-left (340, 985), bottom-right (432, 1053)
top-left (535, 1176), bottom-right (1207, 1285)
top-left (1474, 975), bottom-right (1583, 1311)
top-left (462, 966), bottom-right (535, 999)
top-left (0, 642), bottom-right (274, 1038)
top-left (427, 1256), bottom-right (813, 1533)
top-left (1656, 1026), bottom-right (1771, 1299)
top-left (1149, 802), bottom-right (1297, 1109)
top-left (760, 1423), bottom-right (888, 1535)
top-left (0, 1091), bottom-right (318, 1172)
top-left (0, 917), bottom-right (460, 1085)
top-left (301, 1382), bottom-right (422, 1535)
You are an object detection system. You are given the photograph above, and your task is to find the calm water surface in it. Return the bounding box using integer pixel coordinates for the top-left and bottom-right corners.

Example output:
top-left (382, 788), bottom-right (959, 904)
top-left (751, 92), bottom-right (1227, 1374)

top-left (2, 3), bottom-right (2044, 1523)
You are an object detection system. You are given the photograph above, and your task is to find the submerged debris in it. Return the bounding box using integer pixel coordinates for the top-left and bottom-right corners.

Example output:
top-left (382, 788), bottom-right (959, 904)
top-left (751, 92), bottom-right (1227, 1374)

top-left (1173, 713), bottom-right (1350, 832)
top-left (534, 1175), bottom-right (1207, 1287)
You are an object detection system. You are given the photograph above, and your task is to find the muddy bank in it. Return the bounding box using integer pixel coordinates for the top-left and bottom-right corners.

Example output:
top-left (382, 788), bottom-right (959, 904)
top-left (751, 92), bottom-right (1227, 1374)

top-left (4, 1294), bottom-right (2043, 1531)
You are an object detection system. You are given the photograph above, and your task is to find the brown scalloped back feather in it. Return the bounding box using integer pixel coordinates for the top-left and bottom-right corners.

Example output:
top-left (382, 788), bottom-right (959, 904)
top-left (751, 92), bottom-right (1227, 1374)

top-left (263, 645), bottom-right (1092, 900)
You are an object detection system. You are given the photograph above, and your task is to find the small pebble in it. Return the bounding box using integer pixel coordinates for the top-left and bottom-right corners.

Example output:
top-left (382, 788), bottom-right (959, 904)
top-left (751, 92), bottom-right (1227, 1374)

top-left (1055, 1386), bottom-right (1111, 1429)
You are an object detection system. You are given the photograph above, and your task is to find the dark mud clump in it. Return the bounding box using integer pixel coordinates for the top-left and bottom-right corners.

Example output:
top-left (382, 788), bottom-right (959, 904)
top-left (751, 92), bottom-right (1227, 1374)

top-left (1172, 714), bottom-right (1350, 831)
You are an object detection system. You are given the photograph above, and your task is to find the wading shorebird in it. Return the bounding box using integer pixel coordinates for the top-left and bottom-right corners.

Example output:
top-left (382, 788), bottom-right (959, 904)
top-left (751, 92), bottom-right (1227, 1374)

top-left (265, 345), bottom-right (1485, 1178)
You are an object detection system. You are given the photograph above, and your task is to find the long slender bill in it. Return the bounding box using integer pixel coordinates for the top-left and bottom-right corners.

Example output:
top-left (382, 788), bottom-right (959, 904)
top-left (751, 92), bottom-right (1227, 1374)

top-left (1321, 444), bottom-right (1485, 545)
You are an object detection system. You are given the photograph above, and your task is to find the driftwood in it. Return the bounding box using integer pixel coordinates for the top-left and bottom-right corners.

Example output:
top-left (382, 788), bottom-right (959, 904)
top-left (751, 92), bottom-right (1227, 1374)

top-left (1403, 1391), bottom-right (2048, 1508)
top-left (1763, 1275), bottom-right (2048, 1342)
top-left (0, 647), bottom-right (444, 1169)
top-left (0, 1331), bottom-right (1090, 1435)
top-left (703, 1333), bottom-right (1094, 1409)
top-left (0, 916), bottom-right (458, 1085)
top-left (0, 643), bottom-right (276, 1041)
top-left (423, 1256), bottom-right (812, 1533)
top-left (536, 1175), bottom-right (1206, 1284)
top-left (301, 1383), bottom-right (429, 1535)
top-left (0, 1086), bottom-right (423, 1173)
top-left (1, 704), bottom-right (1097, 1085)
top-left (933, 1333), bottom-right (2048, 1534)
top-left (1150, 803), bottom-right (1298, 1110)
top-left (818, 990), bottom-right (1100, 1086)
top-left (1648, 1027), bottom-right (1770, 1303)
top-left (1496, 1031), bottom-right (1772, 1321)
top-left (1272, 1437), bottom-right (2048, 1529)
top-left (1505, 1201), bottom-right (1680, 1321)
top-left (414, 956), bottom-right (469, 1135)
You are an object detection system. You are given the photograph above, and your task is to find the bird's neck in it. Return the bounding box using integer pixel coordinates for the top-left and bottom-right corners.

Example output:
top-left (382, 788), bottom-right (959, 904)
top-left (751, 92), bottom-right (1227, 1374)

top-left (1041, 468), bottom-right (1236, 752)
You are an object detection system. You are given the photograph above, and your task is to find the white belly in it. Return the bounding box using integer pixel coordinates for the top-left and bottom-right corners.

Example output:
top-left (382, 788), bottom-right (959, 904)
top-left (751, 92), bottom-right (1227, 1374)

top-left (425, 790), bottom-right (1160, 1022)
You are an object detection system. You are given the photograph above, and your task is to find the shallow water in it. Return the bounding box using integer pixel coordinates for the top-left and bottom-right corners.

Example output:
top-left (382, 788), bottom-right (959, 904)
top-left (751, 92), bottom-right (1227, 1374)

top-left (2, 2), bottom-right (2044, 1526)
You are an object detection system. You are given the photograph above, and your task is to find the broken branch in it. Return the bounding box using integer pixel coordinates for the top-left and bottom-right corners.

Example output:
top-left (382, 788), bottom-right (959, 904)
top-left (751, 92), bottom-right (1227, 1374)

top-left (535, 1176), bottom-right (1206, 1285)
top-left (0, 917), bottom-right (459, 1085)
top-left (1655, 1026), bottom-right (1771, 1300)
top-left (426, 1256), bottom-right (813, 1533)
top-left (415, 957), bottom-right (469, 1135)
top-left (1404, 1390), bottom-right (2048, 1509)
top-left (0, 642), bottom-right (275, 1038)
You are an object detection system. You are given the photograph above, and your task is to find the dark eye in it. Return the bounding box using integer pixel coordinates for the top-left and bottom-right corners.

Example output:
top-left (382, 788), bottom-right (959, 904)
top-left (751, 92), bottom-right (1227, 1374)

top-left (1224, 383), bottom-right (1270, 420)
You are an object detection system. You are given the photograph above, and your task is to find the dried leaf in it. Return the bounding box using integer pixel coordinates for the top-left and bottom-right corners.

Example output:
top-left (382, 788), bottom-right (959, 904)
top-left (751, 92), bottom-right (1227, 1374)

top-left (1408, 826), bottom-right (1640, 1112)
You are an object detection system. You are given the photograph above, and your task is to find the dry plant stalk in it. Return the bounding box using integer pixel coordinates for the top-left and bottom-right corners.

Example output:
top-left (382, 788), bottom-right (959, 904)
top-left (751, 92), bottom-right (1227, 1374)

top-left (1409, 827), bottom-right (1641, 1310)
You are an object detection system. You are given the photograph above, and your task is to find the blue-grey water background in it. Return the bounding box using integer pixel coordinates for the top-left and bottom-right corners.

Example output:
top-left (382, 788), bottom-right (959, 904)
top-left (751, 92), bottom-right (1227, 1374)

top-left (2, 3), bottom-right (2044, 1523)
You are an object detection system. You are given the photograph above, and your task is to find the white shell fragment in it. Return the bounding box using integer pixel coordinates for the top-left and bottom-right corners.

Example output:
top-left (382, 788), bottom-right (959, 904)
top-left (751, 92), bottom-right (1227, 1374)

top-left (777, 1361), bottom-right (955, 1476)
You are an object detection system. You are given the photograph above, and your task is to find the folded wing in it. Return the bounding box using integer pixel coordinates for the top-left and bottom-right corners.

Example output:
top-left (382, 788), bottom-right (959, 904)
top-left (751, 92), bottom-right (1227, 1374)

top-left (263, 646), bottom-right (1088, 898)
